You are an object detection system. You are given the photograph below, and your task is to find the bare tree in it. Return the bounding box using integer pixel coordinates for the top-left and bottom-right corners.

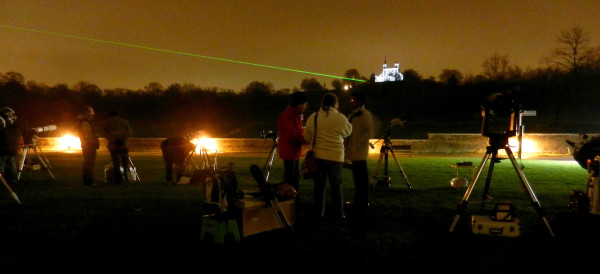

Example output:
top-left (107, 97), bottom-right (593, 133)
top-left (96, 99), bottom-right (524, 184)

top-left (330, 79), bottom-right (343, 90)
top-left (438, 69), bottom-right (463, 85)
top-left (300, 78), bottom-right (324, 91)
top-left (342, 68), bottom-right (367, 87)
top-left (1, 71), bottom-right (25, 85)
top-left (242, 81), bottom-right (274, 95)
top-left (73, 81), bottom-right (101, 93)
top-left (402, 69), bottom-right (423, 82)
top-left (545, 26), bottom-right (596, 72)
top-left (144, 82), bottom-right (164, 94)
top-left (482, 53), bottom-right (511, 80)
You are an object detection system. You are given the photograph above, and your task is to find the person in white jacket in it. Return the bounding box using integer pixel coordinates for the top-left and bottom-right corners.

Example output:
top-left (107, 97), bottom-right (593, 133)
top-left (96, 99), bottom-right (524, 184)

top-left (303, 92), bottom-right (352, 223)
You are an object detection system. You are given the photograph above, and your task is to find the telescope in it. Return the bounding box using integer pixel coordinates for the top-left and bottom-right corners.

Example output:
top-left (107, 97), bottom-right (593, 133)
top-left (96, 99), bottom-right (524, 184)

top-left (27, 125), bottom-right (58, 134)
top-left (22, 125), bottom-right (57, 145)
top-left (481, 92), bottom-right (519, 138)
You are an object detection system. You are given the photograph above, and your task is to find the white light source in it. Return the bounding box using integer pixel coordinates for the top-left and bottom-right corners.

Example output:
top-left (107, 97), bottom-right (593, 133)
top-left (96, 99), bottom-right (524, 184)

top-left (58, 134), bottom-right (81, 151)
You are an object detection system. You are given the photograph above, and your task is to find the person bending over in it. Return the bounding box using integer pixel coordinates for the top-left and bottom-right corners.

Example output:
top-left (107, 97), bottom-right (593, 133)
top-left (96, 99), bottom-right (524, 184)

top-left (161, 135), bottom-right (196, 184)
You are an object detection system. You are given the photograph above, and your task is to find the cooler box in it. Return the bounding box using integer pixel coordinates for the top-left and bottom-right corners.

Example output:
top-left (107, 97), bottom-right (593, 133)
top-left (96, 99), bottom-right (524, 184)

top-left (471, 215), bottom-right (520, 237)
top-left (235, 196), bottom-right (295, 237)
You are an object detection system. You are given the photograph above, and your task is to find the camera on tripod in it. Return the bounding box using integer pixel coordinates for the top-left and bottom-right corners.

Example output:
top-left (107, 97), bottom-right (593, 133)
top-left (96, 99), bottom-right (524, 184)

top-left (481, 92), bottom-right (519, 138)
top-left (260, 130), bottom-right (277, 140)
top-left (22, 125), bottom-right (57, 145)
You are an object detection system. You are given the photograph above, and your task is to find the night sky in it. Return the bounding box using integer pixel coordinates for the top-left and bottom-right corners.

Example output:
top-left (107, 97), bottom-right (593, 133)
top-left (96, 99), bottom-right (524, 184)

top-left (1, 0), bottom-right (599, 91)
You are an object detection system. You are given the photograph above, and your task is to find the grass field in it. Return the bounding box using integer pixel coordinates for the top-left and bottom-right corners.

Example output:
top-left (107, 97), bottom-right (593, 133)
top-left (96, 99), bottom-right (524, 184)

top-left (1, 150), bottom-right (599, 273)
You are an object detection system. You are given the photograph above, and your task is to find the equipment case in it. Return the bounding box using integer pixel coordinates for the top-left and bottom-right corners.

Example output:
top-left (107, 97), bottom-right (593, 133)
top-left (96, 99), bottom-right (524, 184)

top-left (471, 215), bottom-right (520, 237)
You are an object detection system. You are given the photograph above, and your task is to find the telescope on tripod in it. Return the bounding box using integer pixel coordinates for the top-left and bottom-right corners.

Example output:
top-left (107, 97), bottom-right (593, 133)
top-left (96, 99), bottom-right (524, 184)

top-left (370, 118), bottom-right (411, 188)
top-left (448, 92), bottom-right (555, 237)
top-left (17, 124), bottom-right (57, 181)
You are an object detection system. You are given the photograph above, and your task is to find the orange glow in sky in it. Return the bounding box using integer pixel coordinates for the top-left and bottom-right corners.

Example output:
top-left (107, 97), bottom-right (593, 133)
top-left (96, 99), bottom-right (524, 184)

top-left (1, 1), bottom-right (598, 91)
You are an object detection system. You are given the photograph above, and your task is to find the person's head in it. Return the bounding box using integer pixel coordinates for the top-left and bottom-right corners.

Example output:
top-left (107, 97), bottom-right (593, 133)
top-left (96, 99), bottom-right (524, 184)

top-left (0, 107), bottom-right (17, 125)
top-left (320, 92), bottom-right (339, 113)
top-left (82, 106), bottom-right (94, 119)
top-left (350, 91), bottom-right (366, 109)
top-left (290, 91), bottom-right (308, 112)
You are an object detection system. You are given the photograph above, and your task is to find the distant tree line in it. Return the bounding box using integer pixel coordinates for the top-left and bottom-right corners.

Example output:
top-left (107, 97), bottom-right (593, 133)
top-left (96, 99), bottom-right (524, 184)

top-left (1, 26), bottom-right (599, 139)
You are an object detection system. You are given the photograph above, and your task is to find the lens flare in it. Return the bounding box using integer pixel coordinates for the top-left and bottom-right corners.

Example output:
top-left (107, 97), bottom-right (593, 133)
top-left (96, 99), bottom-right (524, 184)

top-left (58, 134), bottom-right (82, 151)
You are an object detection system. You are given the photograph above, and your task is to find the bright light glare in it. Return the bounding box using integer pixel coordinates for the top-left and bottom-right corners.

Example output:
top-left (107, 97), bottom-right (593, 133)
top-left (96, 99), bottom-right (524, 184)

top-left (193, 138), bottom-right (217, 152)
top-left (508, 138), bottom-right (537, 155)
top-left (58, 134), bottom-right (81, 151)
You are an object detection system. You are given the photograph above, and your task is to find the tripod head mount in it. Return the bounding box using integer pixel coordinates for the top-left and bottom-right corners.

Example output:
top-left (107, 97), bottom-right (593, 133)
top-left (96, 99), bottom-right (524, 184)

top-left (260, 130), bottom-right (278, 144)
top-left (371, 118), bottom-right (406, 149)
top-left (486, 133), bottom-right (513, 151)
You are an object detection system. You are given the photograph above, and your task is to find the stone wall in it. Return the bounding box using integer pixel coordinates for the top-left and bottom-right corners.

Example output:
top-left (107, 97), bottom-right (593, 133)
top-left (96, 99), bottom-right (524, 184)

top-left (36, 133), bottom-right (586, 156)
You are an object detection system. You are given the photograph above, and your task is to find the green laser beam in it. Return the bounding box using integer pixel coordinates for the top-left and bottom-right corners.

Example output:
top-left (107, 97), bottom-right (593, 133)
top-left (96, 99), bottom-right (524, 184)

top-left (1, 24), bottom-right (365, 83)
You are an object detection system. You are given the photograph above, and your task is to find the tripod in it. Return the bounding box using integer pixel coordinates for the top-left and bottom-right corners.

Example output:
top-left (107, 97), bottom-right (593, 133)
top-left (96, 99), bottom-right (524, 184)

top-left (370, 133), bottom-right (412, 188)
top-left (105, 155), bottom-right (140, 184)
top-left (183, 141), bottom-right (217, 173)
top-left (177, 138), bottom-right (219, 185)
top-left (262, 134), bottom-right (278, 182)
top-left (250, 164), bottom-right (294, 234)
top-left (127, 157), bottom-right (141, 182)
top-left (448, 134), bottom-right (555, 237)
top-left (17, 142), bottom-right (55, 180)
top-left (0, 173), bottom-right (21, 204)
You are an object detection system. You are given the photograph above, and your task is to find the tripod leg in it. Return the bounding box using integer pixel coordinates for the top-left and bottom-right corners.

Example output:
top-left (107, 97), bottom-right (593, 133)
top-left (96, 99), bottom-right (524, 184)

top-left (33, 147), bottom-right (55, 180)
top-left (370, 151), bottom-right (385, 186)
top-left (269, 198), bottom-right (295, 233)
top-left (505, 147), bottom-right (555, 238)
top-left (17, 148), bottom-right (28, 180)
top-left (389, 149), bottom-right (412, 188)
top-left (263, 145), bottom-right (277, 183)
top-left (182, 149), bottom-right (197, 173)
top-left (478, 154), bottom-right (497, 213)
top-left (383, 151), bottom-right (389, 179)
top-left (449, 150), bottom-right (492, 232)
top-left (128, 157), bottom-right (140, 181)
top-left (35, 146), bottom-right (52, 168)
top-left (0, 174), bottom-right (21, 204)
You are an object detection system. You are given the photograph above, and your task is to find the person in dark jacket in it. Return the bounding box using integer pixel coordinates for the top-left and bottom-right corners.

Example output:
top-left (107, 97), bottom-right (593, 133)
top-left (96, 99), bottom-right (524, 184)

top-left (103, 110), bottom-right (132, 184)
top-left (0, 107), bottom-right (22, 185)
top-left (344, 92), bottom-right (375, 211)
top-left (77, 106), bottom-right (100, 186)
top-left (161, 135), bottom-right (196, 184)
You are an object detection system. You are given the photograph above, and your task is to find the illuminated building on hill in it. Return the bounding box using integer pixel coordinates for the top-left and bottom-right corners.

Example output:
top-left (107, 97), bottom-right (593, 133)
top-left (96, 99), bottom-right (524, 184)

top-left (375, 60), bottom-right (403, 82)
